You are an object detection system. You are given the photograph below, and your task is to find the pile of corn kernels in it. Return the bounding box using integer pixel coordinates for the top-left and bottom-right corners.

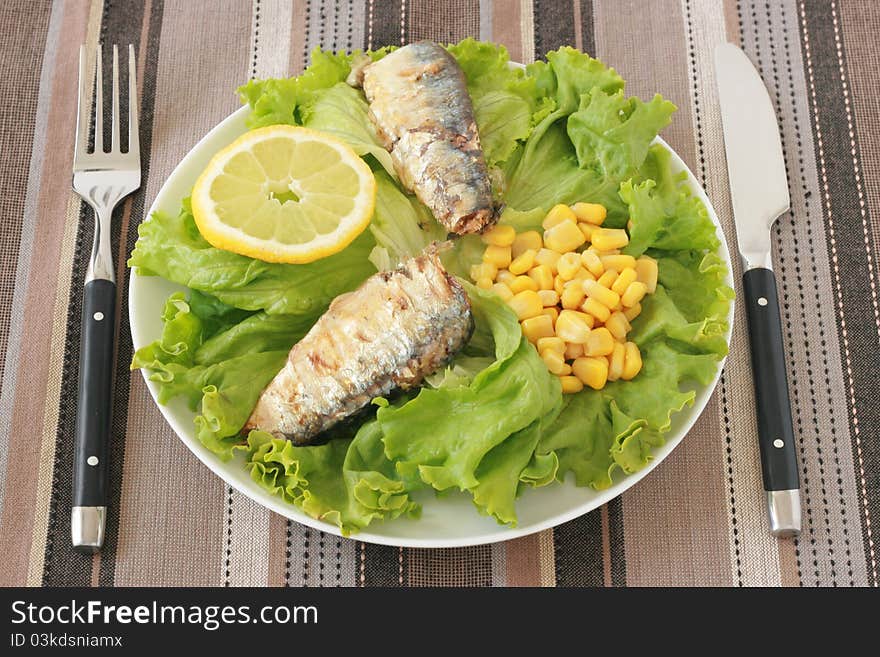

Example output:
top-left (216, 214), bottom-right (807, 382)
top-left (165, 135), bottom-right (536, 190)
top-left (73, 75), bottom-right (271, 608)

top-left (470, 202), bottom-right (657, 394)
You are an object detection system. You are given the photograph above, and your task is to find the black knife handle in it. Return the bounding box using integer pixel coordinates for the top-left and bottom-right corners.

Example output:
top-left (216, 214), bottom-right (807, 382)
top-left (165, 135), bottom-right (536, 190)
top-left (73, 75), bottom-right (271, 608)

top-left (743, 267), bottom-right (799, 491)
top-left (73, 279), bottom-right (116, 508)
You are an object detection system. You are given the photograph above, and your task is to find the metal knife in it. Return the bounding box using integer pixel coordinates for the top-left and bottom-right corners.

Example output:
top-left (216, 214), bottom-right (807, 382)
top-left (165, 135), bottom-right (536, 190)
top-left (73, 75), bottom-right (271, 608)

top-left (714, 43), bottom-right (801, 538)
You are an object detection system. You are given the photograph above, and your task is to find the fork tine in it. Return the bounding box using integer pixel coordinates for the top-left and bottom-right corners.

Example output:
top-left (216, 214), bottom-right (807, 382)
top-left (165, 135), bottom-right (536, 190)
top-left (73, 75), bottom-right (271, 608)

top-left (75, 45), bottom-right (89, 158)
top-left (94, 44), bottom-right (103, 154)
top-left (111, 45), bottom-right (120, 152)
top-left (128, 44), bottom-right (139, 159)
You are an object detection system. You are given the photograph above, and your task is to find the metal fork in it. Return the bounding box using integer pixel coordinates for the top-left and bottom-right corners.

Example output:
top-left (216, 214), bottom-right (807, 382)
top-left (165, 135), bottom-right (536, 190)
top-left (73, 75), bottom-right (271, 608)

top-left (71, 44), bottom-right (141, 553)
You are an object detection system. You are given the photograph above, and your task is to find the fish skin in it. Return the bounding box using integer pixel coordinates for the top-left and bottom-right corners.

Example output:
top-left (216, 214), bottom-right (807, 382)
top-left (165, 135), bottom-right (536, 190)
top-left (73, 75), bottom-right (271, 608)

top-left (359, 41), bottom-right (496, 235)
top-left (244, 249), bottom-right (473, 445)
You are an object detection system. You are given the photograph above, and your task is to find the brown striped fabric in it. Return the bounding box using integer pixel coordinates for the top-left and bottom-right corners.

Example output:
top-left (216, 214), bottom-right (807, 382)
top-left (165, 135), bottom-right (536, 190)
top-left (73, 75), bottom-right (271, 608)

top-left (0, 0), bottom-right (877, 588)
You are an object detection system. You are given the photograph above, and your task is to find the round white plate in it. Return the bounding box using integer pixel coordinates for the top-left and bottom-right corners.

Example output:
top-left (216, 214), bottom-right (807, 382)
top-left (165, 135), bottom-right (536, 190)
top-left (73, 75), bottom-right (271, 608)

top-left (130, 71), bottom-right (735, 548)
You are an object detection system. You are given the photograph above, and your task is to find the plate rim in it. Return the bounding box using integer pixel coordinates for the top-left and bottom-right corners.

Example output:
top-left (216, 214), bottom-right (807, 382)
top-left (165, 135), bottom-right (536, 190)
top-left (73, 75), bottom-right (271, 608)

top-left (129, 74), bottom-right (735, 549)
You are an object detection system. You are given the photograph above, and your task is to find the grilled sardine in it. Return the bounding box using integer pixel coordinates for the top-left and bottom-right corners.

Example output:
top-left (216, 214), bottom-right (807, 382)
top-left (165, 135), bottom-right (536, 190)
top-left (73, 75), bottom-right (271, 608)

top-left (355, 41), bottom-right (496, 235)
top-left (245, 249), bottom-right (473, 445)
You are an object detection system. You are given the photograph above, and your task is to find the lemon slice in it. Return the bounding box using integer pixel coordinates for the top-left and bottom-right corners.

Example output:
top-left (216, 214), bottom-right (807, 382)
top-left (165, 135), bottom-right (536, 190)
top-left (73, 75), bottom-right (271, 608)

top-left (191, 125), bottom-right (376, 264)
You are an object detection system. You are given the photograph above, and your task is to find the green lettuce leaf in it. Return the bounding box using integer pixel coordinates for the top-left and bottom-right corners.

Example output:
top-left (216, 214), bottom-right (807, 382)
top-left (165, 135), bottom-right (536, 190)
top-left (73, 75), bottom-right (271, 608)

top-left (194, 311), bottom-right (312, 365)
top-left (368, 170), bottom-right (445, 269)
top-left (238, 77), bottom-right (298, 127)
top-left (446, 39), bottom-right (541, 167)
top-left (537, 390), bottom-right (615, 488)
top-left (377, 285), bottom-right (561, 511)
top-left (654, 250), bottom-right (734, 325)
top-left (129, 200), bottom-right (376, 316)
top-left (568, 89), bottom-right (675, 180)
top-left (303, 82), bottom-right (397, 177)
top-left (621, 145), bottom-right (719, 256)
top-left (245, 422), bottom-right (419, 535)
top-left (470, 405), bottom-right (561, 525)
top-left (187, 290), bottom-right (253, 339)
top-left (238, 49), bottom-right (360, 129)
top-left (503, 122), bottom-right (627, 216)
top-left (505, 49), bottom-right (672, 226)
top-left (131, 291), bottom-right (296, 459)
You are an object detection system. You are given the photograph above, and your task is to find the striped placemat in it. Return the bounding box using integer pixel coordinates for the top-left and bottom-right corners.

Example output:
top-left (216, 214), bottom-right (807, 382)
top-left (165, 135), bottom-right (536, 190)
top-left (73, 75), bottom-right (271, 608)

top-left (0, 0), bottom-right (876, 587)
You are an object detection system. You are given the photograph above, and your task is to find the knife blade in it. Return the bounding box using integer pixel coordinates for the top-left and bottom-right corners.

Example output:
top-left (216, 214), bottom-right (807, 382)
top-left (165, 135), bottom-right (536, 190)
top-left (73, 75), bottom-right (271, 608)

top-left (714, 43), bottom-right (801, 538)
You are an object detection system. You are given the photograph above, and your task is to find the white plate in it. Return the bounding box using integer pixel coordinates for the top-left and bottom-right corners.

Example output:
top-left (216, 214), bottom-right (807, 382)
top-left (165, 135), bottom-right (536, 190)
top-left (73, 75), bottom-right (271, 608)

top-left (130, 69), bottom-right (735, 548)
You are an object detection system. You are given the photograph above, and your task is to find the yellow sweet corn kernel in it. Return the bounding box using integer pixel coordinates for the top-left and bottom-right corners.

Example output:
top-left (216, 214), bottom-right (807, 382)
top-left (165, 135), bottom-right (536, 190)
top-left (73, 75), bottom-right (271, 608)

top-left (537, 336), bottom-right (565, 355)
top-left (621, 281), bottom-right (648, 308)
top-left (621, 341), bottom-right (643, 380)
top-left (481, 223), bottom-right (516, 247)
top-left (584, 327), bottom-right (615, 357)
top-left (580, 250), bottom-right (604, 277)
top-left (572, 356), bottom-right (609, 390)
top-left (555, 310), bottom-right (592, 344)
top-left (611, 267), bottom-right (638, 296)
top-left (538, 289), bottom-right (559, 307)
top-left (556, 252), bottom-right (582, 281)
top-left (496, 269), bottom-right (515, 284)
top-left (605, 311), bottom-right (631, 340)
top-left (572, 202), bottom-right (607, 225)
top-left (561, 283), bottom-right (586, 310)
top-left (590, 227), bottom-right (629, 251)
top-left (508, 290), bottom-right (543, 320)
top-left (476, 277), bottom-right (493, 290)
top-left (529, 264), bottom-right (555, 290)
top-left (583, 279), bottom-right (620, 309)
top-left (509, 249), bottom-right (537, 275)
top-left (521, 314), bottom-right (555, 342)
top-left (564, 342), bottom-right (584, 360)
top-left (544, 220), bottom-right (587, 253)
top-left (559, 363), bottom-right (572, 376)
top-left (560, 375), bottom-right (584, 394)
top-left (635, 256), bottom-right (658, 293)
top-left (483, 244), bottom-right (512, 269)
top-left (622, 302), bottom-right (642, 322)
top-left (470, 262), bottom-right (498, 282)
top-left (534, 248), bottom-right (561, 274)
top-left (543, 203), bottom-right (578, 229)
top-left (542, 349), bottom-right (567, 375)
top-left (509, 275), bottom-right (539, 294)
top-left (581, 297), bottom-right (611, 323)
top-left (491, 282), bottom-right (514, 302)
top-left (597, 269), bottom-right (618, 289)
top-left (600, 254), bottom-right (637, 273)
top-left (567, 306), bottom-right (595, 329)
top-left (554, 275), bottom-right (566, 296)
top-left (607, 342), bottom-right (625, 382)
top-left (541, 307), bottom-right (559, 323)
top-left (577, 222), bottom-right (595, 242)
top-left (571, 267), bottom-right (595, 284)
top-left (512, 230), bottom-right (542, 258)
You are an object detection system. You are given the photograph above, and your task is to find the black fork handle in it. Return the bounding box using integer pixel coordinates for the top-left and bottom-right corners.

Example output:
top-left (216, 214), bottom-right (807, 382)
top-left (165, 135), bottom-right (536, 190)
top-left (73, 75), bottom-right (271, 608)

top-left (72, 278), bottom-right (116, 552)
